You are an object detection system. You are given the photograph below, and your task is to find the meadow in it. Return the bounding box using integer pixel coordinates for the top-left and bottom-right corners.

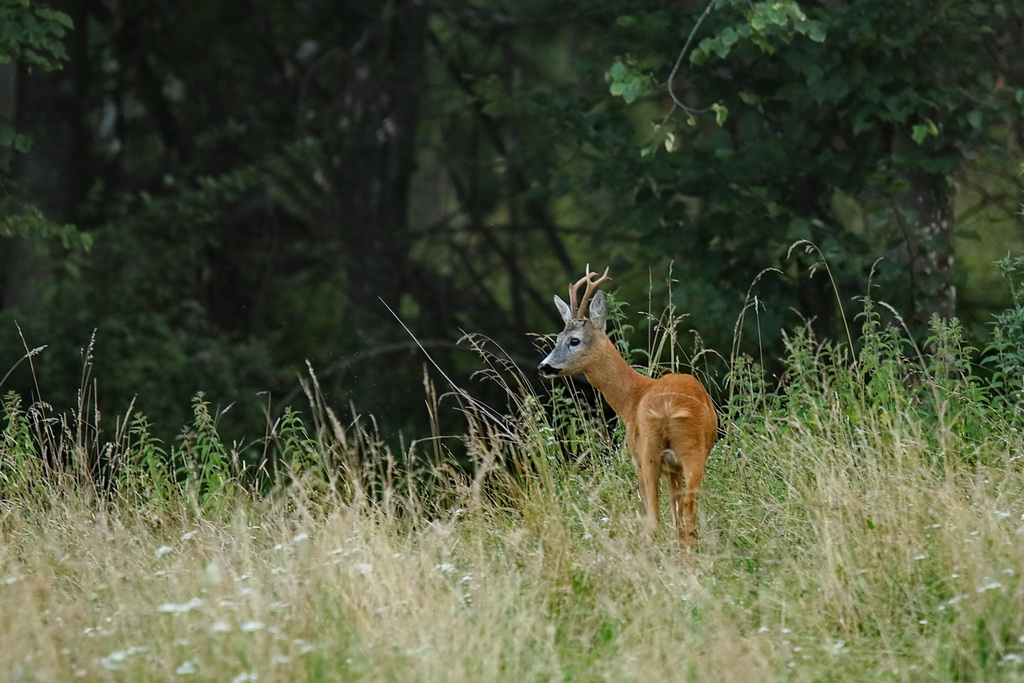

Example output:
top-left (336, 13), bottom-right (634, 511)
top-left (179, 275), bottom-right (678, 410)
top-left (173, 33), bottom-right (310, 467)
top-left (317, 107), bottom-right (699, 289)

top-left (3, 294), bottom-right (1024, 682)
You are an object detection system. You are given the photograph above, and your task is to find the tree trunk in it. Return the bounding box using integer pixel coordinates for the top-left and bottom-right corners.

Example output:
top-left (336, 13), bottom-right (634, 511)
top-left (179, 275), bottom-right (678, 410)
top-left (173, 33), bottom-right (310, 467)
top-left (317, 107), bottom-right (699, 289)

top-left (317, 1), bottom-right (429, 333)
top-left (892, 165), bottom-right (957, 328)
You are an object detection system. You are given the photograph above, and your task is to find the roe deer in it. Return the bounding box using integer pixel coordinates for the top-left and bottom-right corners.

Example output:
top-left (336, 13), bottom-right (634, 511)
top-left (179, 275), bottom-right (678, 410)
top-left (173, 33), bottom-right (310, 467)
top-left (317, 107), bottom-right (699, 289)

top-left (538, 266), bottom-right (718, 549)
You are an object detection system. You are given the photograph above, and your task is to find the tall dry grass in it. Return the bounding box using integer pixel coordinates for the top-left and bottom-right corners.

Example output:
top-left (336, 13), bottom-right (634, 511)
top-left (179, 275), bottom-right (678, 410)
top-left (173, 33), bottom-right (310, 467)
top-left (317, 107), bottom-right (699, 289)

top-left (2, 301), bottom-right (1024, 681)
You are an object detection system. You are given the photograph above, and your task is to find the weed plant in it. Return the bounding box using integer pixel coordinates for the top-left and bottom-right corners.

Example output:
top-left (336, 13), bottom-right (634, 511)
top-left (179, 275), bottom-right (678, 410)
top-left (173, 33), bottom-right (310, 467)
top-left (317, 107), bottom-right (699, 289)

top-left (3, 274), bottom-right (1024, 680)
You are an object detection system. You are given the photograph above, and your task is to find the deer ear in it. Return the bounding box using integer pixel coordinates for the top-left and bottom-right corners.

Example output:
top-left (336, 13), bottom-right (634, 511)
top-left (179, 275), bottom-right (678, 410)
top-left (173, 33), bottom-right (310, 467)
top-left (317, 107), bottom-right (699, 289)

top-left (553, 295), bottom-right (572, 323)
top-left (589, 290), bottom-right (607, 332)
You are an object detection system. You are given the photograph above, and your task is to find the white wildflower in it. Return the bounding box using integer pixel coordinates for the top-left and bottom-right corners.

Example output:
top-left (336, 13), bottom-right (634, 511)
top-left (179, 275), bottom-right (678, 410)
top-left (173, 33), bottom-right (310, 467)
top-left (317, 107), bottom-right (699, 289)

top-left (176, 661), bottom-right (197, 675)
top-left (101, 650), bottom-right (128, 670)
top-left (939, 594), bottom-right (968, 611)
top-left (204, 562), bottom-right (222, 585)
top-left (158, 598), bottom-right (204, 615)
top-left (293, 639), bottom-right (315, 655)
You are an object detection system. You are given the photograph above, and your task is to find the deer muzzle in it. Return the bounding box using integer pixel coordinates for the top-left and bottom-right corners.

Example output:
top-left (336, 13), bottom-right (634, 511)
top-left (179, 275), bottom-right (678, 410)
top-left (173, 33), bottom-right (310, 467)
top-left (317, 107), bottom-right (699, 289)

top-left (537, 362), bottom-right (563, 378)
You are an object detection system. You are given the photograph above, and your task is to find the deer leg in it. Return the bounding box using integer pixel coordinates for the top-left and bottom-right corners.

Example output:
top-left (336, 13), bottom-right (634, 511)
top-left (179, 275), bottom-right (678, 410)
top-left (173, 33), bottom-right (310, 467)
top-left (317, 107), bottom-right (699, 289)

top-left (628, 422), bottom-right (665, 540)
top-left (639, 451), bottom-right (663, 539)
top-left (667, 424), bottom-right (708, 551)
top-left (663, 449), bottom-right (690, 548)
top-left (681, 462), bottom-right (704, 550)
top-left (668, 469), bottom-right (687, 548)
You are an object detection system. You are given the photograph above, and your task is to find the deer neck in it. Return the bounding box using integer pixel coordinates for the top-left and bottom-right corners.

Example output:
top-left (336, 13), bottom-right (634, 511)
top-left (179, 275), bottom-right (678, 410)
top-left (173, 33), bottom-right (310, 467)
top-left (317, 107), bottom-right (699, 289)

top-left (583, 336), bottom-right (653, 426)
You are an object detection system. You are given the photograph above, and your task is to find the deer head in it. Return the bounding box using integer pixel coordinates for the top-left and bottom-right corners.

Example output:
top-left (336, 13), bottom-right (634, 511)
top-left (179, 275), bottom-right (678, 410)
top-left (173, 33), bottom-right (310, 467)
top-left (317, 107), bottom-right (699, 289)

top-left (537, 266), bottom-right (612, 378)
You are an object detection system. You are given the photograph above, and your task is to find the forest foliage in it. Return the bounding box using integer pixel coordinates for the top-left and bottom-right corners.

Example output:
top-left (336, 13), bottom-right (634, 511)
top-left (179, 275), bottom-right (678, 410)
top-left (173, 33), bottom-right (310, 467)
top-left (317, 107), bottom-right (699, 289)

top-left (0, 0), bottom-right (1022, 445)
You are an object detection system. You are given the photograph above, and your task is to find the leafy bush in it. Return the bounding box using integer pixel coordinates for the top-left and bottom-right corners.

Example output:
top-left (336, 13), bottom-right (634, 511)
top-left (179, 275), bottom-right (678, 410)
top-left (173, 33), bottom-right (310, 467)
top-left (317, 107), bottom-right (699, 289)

top-left (986, 252), bottom-right (1024, 401)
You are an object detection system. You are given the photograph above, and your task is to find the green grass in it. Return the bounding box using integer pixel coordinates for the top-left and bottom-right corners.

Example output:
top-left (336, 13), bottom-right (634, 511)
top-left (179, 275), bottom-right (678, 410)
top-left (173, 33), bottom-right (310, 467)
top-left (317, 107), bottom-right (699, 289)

top-left (3, 307), bottom-right (1024, 681)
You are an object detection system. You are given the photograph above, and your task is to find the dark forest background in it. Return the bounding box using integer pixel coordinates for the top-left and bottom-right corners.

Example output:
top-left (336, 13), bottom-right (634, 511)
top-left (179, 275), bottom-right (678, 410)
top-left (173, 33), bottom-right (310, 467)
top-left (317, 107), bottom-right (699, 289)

top-left (2, 0), bottom-right (1023, 446)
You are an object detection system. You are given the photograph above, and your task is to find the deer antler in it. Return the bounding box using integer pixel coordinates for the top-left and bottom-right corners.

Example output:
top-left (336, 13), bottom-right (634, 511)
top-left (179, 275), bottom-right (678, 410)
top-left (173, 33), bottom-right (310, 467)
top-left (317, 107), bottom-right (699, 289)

top-left (567, 264), bottom-right (612, 320)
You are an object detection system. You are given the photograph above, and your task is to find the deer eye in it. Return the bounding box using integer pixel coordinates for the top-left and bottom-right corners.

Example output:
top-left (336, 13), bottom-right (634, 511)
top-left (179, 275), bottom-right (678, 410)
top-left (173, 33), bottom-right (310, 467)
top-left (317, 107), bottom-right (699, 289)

top-left (568, 337), bottom-right (581, 347)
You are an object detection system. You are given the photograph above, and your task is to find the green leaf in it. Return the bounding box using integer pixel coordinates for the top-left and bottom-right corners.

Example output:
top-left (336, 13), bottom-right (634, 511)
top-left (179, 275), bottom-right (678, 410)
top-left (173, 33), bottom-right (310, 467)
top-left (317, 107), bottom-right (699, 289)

top-left (663, 131), bottom-right (676, 153)
top-left (0, 203), bottom-right (90, 250)
top-left (0, 3), bottom-right (73, 70)
top-left (911, 119), bottom-right (939, 144)
top-left (712, 102), bottom-right (729, 126)
top-left (805, 21), bottom-right (826, 42)
top-left (0, 121), bottom-right (32, 153)
top-left (767, 6), bottom-right (789, 26)
top-left (690, 37), bottom-right (715, 65)
top-left (37, 8), bottom-right (75, 30)
top-left (605, 60), bottom-right (626, 81)
top-left (605, 58), bottom-right (650, 104)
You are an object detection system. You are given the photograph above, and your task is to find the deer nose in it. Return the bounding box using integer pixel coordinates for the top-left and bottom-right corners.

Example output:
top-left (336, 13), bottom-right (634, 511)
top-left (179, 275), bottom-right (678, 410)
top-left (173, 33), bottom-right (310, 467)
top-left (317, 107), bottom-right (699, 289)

top-left (537, 362), bottom-right (560, 378)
